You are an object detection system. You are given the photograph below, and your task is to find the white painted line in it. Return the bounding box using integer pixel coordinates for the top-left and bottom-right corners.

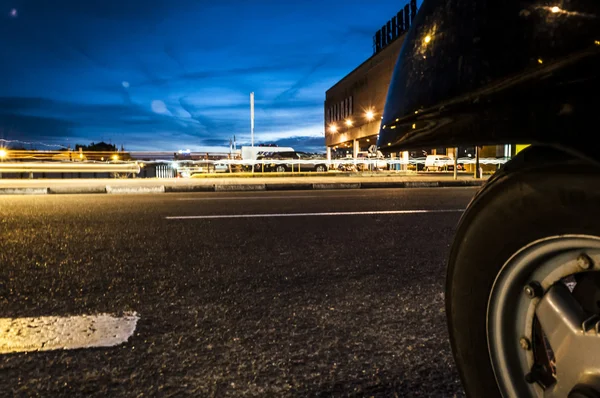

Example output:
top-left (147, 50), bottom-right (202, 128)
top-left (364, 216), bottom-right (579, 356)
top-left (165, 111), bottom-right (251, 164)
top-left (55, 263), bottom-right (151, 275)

top-left (0, 312), bottom-right (139, 354)
top-left (166, 209), bottom-right (464, 220)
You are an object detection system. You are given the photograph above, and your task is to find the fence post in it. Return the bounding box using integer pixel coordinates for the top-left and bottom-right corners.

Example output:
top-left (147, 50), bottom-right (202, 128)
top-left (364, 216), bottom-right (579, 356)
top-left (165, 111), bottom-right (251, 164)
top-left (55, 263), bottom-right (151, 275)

top-left (454, 148), bottom-right (458, 180)
top-left (474, 146), bottom-right (480, 178)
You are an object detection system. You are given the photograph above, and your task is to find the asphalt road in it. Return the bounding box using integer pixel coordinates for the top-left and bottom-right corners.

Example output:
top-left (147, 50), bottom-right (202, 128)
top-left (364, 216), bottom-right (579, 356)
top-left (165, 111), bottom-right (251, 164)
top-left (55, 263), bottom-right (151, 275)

top-left (0, 187), bottom-right (477, 397)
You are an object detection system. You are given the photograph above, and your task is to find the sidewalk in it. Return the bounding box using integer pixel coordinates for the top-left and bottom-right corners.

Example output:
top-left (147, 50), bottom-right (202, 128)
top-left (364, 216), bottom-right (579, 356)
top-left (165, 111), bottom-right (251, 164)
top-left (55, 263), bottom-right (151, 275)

top-left (0, 173), bottom-right (488, 195)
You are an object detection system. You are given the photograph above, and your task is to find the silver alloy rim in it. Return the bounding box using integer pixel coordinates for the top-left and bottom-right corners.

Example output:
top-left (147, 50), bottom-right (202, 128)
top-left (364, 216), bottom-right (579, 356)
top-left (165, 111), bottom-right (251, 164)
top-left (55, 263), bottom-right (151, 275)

top-left (487, 235), bottom-right (600, 397)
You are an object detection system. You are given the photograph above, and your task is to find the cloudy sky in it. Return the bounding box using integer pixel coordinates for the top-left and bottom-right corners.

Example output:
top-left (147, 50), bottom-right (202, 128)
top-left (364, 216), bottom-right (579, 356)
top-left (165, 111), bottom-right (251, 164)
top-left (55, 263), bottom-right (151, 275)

top-left (1, 0), bottom-right (406, 152)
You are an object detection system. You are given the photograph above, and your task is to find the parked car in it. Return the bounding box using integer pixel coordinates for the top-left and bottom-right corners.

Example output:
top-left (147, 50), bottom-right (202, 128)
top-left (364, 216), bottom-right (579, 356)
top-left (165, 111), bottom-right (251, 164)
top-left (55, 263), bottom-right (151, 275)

top-left (256, 151), bottom-right (328, 172)
top-left (424, 155), bottom-right (463, 171)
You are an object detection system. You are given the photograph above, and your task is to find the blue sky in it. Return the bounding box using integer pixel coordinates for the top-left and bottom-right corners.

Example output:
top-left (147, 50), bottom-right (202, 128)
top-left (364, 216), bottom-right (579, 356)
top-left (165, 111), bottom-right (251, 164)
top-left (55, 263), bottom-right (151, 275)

top-left (0, 0), bottom-right (406, 152)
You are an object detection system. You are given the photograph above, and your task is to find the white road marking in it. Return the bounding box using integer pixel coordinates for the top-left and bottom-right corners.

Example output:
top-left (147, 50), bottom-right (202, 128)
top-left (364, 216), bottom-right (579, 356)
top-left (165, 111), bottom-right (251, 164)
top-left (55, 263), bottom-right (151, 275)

top-left (0, 312), bottom-right (139, 354)
top-left (166, 209), bottom-right (464, 220)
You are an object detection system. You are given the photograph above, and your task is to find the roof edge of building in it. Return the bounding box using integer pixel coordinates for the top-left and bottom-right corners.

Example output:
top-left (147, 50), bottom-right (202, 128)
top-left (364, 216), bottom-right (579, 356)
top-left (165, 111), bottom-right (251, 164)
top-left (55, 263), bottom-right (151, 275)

top-left (325, 33), bottom-right (407, 95)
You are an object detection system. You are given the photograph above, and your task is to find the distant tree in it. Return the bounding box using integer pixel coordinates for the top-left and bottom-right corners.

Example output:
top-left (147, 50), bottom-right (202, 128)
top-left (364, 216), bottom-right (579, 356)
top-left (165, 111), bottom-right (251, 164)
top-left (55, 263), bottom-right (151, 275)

top-left (74, 141), bottom-right (117, 151)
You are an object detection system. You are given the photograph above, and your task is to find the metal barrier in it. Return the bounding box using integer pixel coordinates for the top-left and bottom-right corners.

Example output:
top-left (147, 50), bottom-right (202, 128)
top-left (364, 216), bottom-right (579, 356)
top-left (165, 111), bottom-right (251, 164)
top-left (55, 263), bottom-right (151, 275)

top-left (0, 162), bottom-right (140, 174)
top-left (0, 157), bottom-right (510, 179)
top-left (156, 164), bottom-right (175, 179)
top-left (173, 157), bottom-right (510, 175)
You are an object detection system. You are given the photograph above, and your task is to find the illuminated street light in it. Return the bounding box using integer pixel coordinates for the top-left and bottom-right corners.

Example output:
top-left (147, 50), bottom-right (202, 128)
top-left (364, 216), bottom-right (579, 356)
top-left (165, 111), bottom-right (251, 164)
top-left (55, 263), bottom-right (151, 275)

top-left (112, 154), bottom-right (119, 161)
top-left (328, 124), bottom-right (338, 133)
top-left (0, 149), bottom-right (7, 159)
top-left (365, 110), bottom-right (375, 121)
top-left (551, 6), bottom-right (561, 13)
top-left (424, 35), bottom-right (432, 44)
top-left (345, 119), bottom-right (353, 127)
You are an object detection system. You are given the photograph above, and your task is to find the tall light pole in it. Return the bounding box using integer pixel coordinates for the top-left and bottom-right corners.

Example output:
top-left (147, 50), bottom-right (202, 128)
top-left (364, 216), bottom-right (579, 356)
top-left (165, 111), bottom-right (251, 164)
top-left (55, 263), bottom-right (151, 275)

top-left (250, 92), bottom-right (255, 148)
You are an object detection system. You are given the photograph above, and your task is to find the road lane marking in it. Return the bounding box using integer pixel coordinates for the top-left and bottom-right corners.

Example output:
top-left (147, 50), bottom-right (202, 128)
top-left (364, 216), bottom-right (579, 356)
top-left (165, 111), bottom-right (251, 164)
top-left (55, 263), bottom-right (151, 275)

top-left (0, 312), bottom-right (139, 354)
top-left (166, 209), bottom-right (464, 220)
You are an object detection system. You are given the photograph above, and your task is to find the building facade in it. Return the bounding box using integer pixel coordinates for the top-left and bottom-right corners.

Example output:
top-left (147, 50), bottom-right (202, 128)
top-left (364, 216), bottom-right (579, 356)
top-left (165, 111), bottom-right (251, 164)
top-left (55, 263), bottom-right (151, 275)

top-left (324, 2), bottom-right (516, 173)
top-left (324, 2), bottom-right (417, 160)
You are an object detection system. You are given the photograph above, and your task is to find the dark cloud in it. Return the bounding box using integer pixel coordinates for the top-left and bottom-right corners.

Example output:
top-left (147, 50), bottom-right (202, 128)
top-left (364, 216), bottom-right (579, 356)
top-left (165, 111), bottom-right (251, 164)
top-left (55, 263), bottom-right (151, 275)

top-left (27, 0), bottom-right (187, 22)
top-left (0, 113), bottom-right (77, 140)
top-left (136, 65), bottom-right (298, 88)
top-left (0, 97), bottom-right (202, 141)
top-left (273, 57), bottom-right (330, 103)
top-left (261, 136), bottom-right (325, 153)
top-left (200, 138), bottom-right (230, 146)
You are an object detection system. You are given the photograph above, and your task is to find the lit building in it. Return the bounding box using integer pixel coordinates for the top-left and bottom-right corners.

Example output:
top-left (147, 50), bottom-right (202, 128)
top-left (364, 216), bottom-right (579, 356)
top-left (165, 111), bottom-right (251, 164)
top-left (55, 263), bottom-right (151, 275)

top-left (325, 1), bottom-right (417, 159)
top-left (324, 1), bottom-right (518, 172)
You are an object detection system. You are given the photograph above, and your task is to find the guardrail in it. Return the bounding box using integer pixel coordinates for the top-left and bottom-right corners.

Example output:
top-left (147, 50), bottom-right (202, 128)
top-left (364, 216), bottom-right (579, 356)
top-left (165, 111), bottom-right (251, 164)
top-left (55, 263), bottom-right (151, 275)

top-left (0, 157), bottom-right (509, 177)
top-left (173, 157), bottom-right (509, 167)
top-left (173, 156), bottom-right (510, 174)
top-left (0, 162), bottom-right (141, 174)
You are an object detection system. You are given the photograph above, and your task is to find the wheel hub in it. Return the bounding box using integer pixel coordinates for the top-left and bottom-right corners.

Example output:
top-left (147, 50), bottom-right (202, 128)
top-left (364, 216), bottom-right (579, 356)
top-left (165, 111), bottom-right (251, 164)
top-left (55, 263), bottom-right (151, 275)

top-left (534, 283), bottom-right (600, 397)
top-left (487, 236), bottom-right (600, 397)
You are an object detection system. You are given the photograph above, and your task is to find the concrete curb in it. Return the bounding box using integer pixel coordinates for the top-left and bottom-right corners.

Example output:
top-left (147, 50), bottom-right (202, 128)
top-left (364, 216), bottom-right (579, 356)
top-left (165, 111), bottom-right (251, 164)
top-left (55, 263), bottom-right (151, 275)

top-left (106, 185), bottom-right (166, 194)
top-left (166, 185), bottom-right (215, 193)
top-left (0, 187), bottom-right (48, 195)
top-left (49, 186), bottom-right (107, 194)
top-left (437, 180), bottom-right (485, 187)
top-left (360, 182), bottom-right (406, 189)
top-left (265, 183), bottom-right (313, 191)
top-left (0, 179), bottom-right (486, 195)
top-left (214, 184), bottom-right (266, 192)
top-left (313, 183), bottom-right (361, 190)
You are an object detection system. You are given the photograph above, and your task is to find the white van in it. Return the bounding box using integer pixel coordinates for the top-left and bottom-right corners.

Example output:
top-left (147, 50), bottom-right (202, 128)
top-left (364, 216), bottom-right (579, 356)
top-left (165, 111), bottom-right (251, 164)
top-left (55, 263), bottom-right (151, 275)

top-left (425, 155), bottom-right (453, 171)
top-left (241, 146), bottom-right (295, 161)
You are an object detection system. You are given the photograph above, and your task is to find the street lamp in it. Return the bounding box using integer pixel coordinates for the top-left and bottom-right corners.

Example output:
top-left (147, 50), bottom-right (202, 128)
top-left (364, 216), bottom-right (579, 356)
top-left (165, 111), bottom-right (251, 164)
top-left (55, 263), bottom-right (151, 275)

top-left (328, 124), bottom-right (338, 133)
top-left (112, 154), bottom-right (119, 161)
top-left (345, 119), bottom-right (353, 127)
top-left (0, 149), bottom-right (7, 159)
top-left (365, 110), bottom-right (375, 121)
